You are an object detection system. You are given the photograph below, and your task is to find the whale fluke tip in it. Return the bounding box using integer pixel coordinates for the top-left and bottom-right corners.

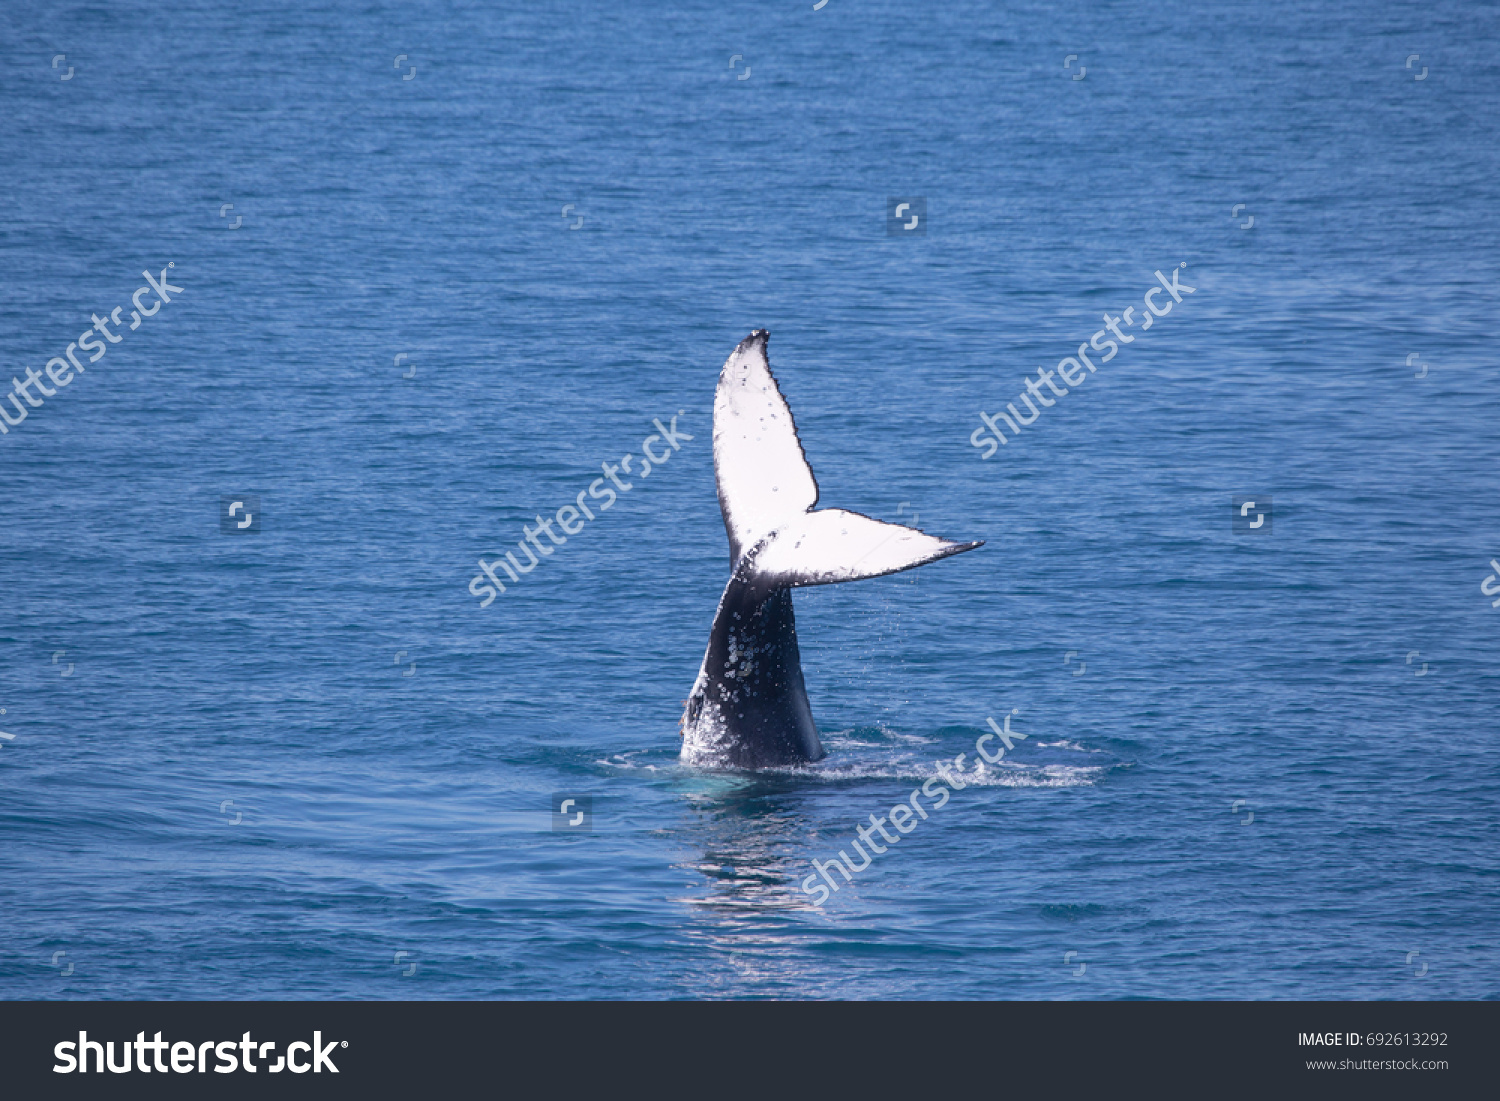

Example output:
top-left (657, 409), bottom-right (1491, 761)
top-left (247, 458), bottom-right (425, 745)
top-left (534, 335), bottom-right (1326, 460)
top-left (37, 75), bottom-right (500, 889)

top-left (736, 329), bottom-right (769, 352)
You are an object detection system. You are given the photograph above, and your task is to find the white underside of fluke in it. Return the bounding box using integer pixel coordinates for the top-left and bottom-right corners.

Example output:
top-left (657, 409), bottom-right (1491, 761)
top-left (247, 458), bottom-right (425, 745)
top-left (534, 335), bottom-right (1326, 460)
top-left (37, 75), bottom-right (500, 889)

top-left (747, 507), bottom-right (975, 587)
top-left (712, 330), bottom-right (821, 568)
top-left (712, 330), bottom-right (978, 584)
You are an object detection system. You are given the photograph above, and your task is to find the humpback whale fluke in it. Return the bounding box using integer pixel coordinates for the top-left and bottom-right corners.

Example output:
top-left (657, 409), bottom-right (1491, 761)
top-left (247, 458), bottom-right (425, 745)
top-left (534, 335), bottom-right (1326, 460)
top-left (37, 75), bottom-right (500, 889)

top-left (680, 330), bottom-right (983, 770)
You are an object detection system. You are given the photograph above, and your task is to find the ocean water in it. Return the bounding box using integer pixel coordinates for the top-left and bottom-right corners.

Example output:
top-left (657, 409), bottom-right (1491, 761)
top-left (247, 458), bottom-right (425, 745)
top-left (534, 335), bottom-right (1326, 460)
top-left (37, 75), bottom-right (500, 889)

top-left (2, 0), bottom-right (1498, 1000)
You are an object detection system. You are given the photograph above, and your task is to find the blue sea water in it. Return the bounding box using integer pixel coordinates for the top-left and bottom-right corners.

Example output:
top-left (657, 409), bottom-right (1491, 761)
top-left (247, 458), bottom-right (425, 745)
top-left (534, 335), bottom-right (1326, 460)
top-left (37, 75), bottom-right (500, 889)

top-left (2, 0), bottom-right (1498, 1000)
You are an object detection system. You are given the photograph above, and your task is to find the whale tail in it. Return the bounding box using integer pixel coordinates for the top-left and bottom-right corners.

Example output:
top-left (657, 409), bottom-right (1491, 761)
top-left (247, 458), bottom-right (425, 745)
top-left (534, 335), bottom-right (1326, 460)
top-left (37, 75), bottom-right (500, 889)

top-left (681, 330), bottom-right (982, 769)
top-left (712, 329), bottom-right (981, 585)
